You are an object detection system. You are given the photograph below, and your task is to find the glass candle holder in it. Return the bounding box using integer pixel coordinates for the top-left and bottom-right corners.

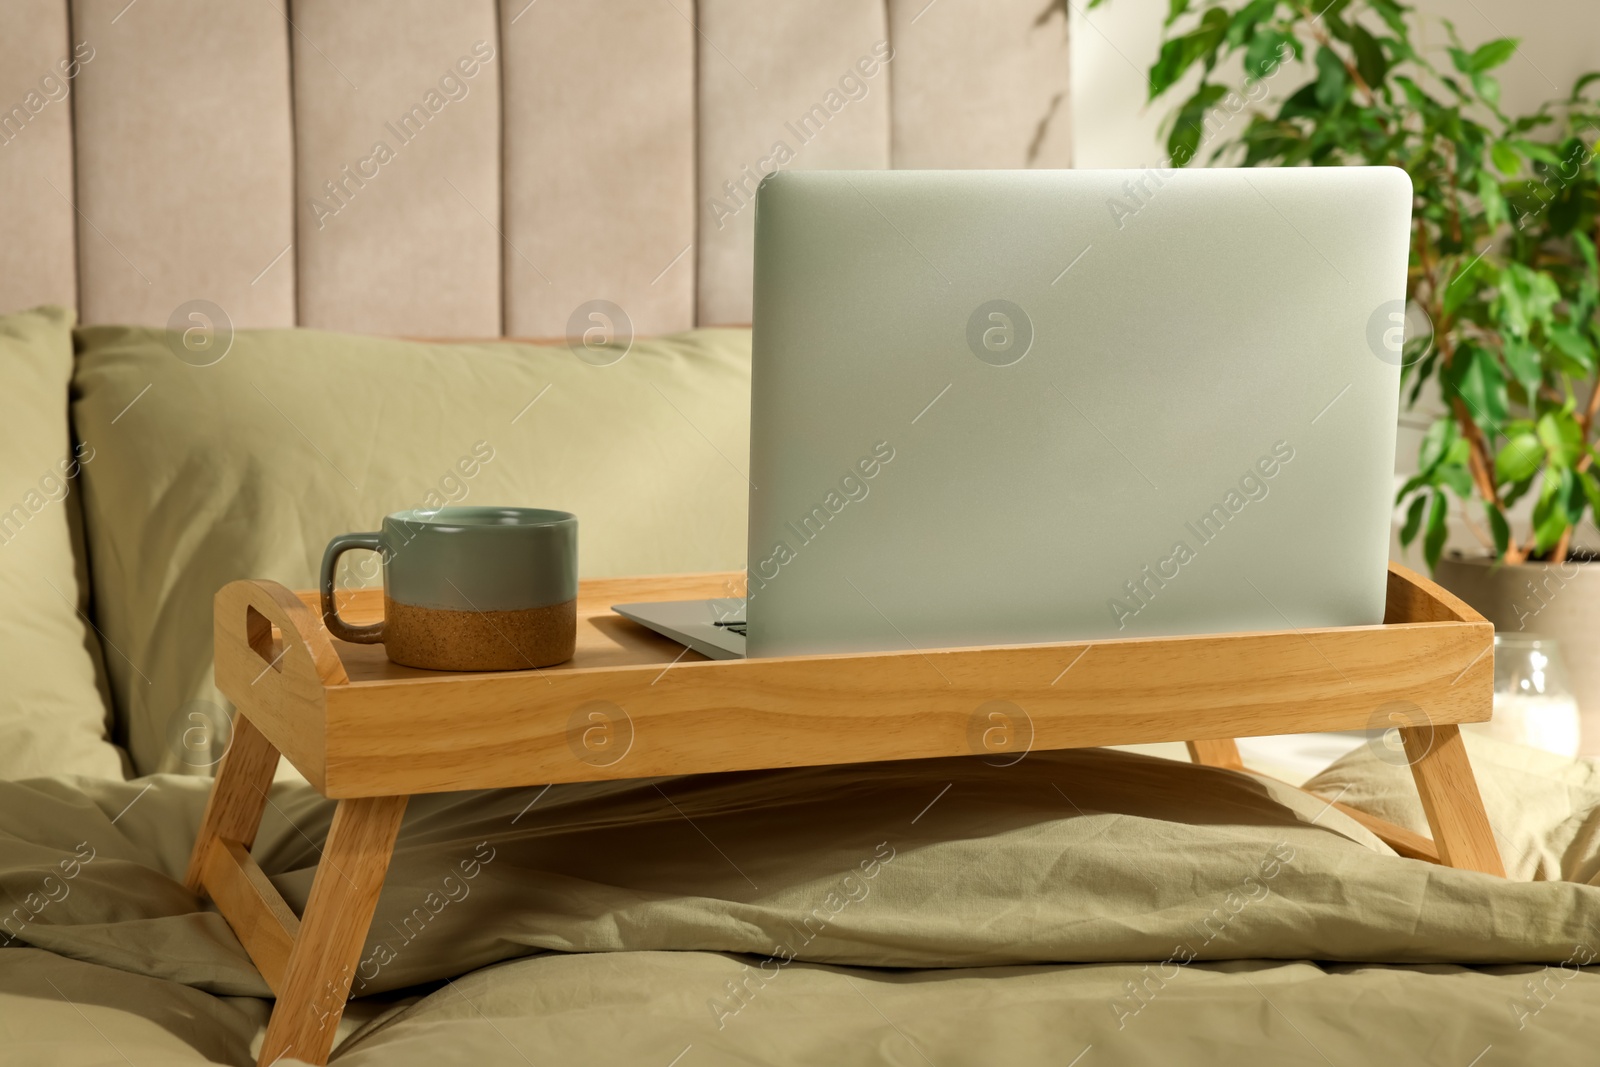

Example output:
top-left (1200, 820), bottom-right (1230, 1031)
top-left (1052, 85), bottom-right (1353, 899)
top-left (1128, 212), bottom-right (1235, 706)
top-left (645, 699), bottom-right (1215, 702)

top-left (1467, 634), bottom-right (1582, 758)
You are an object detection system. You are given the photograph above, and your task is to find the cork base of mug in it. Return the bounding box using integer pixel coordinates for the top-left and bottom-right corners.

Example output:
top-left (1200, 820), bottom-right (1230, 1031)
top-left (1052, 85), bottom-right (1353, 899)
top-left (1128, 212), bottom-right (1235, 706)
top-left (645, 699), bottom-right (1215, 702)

top-left (383, 596), bottom-right (577, 671)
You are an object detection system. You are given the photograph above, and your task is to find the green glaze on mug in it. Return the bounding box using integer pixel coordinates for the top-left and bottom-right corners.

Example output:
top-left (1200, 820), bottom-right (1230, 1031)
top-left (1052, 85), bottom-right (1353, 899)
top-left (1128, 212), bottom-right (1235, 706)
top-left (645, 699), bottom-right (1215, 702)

top-left (378, 507), bottom-right (576, 611)
top-left (320, 507), bottom-right (578, 671)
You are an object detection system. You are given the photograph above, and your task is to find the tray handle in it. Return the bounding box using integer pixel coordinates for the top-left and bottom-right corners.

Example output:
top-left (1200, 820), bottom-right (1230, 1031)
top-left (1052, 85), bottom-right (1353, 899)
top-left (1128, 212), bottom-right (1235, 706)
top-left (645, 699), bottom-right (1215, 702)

top-left (215, 579), bottom-right (350, 696)
top-left (1384, 561), bottom-right (1487, 625)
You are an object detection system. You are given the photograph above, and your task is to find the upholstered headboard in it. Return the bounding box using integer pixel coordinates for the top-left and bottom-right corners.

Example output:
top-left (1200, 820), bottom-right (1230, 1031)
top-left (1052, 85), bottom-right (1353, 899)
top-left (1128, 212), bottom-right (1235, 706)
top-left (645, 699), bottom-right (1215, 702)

top-left (0, 0), bottom-right (1071, 337)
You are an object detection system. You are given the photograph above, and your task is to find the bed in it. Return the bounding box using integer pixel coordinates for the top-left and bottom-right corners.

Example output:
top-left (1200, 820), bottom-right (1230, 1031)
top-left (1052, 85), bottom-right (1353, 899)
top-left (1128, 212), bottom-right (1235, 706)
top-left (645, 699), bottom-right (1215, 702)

top-left (6, 734), bottom-right (1600, 1064)
top-left (1, 2), bottom-right (1597, 1064)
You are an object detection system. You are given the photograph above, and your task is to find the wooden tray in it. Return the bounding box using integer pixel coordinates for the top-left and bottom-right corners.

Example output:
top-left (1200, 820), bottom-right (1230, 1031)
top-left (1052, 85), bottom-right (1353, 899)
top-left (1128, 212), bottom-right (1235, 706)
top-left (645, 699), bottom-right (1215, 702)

top-left (187, 561), bottom-right (1504, 1066)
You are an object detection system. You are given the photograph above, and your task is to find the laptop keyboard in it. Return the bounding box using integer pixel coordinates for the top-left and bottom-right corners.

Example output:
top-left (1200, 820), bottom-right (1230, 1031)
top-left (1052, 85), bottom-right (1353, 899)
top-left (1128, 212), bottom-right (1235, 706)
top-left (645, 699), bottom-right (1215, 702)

top-left (713, 620), bottom-right (748, 637)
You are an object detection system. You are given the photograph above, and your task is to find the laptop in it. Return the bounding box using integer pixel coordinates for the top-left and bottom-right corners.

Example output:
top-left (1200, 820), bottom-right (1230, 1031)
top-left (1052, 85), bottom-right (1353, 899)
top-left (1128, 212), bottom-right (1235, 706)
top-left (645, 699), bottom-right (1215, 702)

top-left (614, 167), bottom-right (1411, 660)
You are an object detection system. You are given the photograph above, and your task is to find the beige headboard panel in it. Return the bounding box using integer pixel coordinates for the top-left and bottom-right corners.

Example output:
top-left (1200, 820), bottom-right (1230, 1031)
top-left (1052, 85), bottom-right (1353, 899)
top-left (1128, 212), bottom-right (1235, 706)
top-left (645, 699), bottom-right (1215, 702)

top-left (0, 0), bottom-right (1070, 337)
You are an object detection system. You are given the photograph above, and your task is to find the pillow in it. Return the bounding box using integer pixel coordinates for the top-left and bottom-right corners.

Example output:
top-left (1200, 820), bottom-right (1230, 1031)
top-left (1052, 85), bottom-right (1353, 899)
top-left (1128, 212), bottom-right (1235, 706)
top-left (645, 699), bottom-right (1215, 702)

top-left (72, 325), bottom-right (751, 776)
top-left (1305, 731), bottom-right (1600, 884)
top-left (0, 306), bottom-right (125, 778)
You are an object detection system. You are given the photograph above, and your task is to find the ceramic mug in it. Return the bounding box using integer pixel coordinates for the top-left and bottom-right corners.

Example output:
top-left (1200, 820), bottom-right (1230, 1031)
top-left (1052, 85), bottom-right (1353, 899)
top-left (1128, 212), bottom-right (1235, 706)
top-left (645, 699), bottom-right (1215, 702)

top-left (319, 507), bottom-right (578, 671)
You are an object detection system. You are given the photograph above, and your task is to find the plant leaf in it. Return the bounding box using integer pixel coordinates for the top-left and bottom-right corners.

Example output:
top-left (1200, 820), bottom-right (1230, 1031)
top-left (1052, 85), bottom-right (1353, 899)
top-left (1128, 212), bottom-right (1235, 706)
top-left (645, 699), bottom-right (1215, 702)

top-left (1424, 490), bottom-right (1449, 571)
top-left (1314, 46), bottom-right (1348, 109)
top-left (1150, 37), bottom-right (1193, 101)
top-left (1444, 255), bottom-right (1491, 317)
top-left (1579, 231), bottom-right (1600, 278)
top-left (1164, 82), bottom-right (1228, 166)
top-left (1537, 410), bottom-right (1583, 468)
top-left (1443, 343), bottom-right (1509, 425)
top-left (1504, 473), bottom-right (1538, 509)
top-left (1485, 502), bottom-right (1511, 556)
top-left (1439, 462), bottom-right (1475, 497)
top-left (1400, 493), bottom-right (1428, 546)
top-left (1468, 37), bottom-right (1520, 73)
top-left (1580, 471), bottom-right (1600, 528)
top-left (1417, 417), bottom-right (1456, 473)
top-left (1148, 6), bottom-right (1229, 100)
top-left (1532, 468), bottom-right (1574, 553)
top-left (1572, 71), bottom-right (1600, 101)
top-left (1547, 324), bottom-right (1596, 375)
top-left (1567, 465), bottom-right (1591, 526)
top-left (1509, 138), bottom-right (1563, 165)
top-left (1477, 171), bottom-right (1509, 228)
top-left (1225, 0), bottom-right (1275, 48)
top-left (1494, 432), bottom-right (1543, 483)
top-left (1369, 0), bottom-right (1407, 36)
top-left (1500, 336), bottom-right (1541, 400)
top-left (1490, 140), bottom-right (1521, 175)
top-left (1496, 263), bottom-right (1560, 337)
top-left (1472, 72), bottom-right (1501, 109)
top-left (1244, 29), bottom-right (1294, 81)
top-left (1392, 74), bottom-right (1430, 110)
top-left (1350, 24), bottom-right (1388, 90)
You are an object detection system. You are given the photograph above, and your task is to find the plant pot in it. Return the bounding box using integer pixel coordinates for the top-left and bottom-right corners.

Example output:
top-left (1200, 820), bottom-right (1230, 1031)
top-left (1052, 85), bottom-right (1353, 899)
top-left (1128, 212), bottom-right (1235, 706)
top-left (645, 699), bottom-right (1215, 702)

top-left (1433, 553), bottom-right (1600, 757)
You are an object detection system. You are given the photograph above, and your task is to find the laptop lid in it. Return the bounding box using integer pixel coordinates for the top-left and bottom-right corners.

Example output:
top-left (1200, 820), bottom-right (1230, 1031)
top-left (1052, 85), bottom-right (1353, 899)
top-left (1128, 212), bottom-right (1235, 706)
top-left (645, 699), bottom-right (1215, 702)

top-left (745, 167), bottom-right (1410, 658)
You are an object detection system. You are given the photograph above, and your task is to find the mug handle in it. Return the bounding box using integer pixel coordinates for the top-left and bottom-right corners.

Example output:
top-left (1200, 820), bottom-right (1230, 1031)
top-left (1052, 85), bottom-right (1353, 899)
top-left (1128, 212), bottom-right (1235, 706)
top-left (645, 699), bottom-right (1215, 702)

top-left (319, 532), bottom-right (386, 644)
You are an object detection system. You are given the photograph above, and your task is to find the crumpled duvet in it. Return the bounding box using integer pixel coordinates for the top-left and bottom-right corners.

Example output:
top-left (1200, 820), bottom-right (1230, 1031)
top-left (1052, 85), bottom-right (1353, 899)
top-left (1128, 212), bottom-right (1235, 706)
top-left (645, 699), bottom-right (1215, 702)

top-left (1, 733), bottom-right (1595, 1064)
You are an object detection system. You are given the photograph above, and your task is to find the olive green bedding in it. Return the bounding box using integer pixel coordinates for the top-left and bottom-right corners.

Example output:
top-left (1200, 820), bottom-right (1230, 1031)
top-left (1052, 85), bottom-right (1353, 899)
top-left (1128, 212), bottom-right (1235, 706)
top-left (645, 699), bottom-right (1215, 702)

top-left (3, 734), bottom-right (1595, 1064)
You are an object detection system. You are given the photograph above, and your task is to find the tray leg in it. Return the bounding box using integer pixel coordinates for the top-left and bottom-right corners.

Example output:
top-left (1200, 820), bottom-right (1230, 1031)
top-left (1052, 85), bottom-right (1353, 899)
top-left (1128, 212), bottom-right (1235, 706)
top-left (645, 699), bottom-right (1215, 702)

top-left (1185, 736), bottom-right (1454, 866)
top-left (1186, 739), bottom-right (1244, 770)
top-left (184, 713), bottom-right (280, 893)
top-left (1400, 724), bottom-right (1504, 876)
top-left (257, 794), bottom-right (408, 1067)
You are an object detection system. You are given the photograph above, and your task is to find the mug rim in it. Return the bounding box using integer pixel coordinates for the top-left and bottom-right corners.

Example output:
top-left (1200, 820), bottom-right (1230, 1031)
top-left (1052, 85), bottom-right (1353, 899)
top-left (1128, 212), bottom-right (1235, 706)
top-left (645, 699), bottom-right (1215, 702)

top-left (385, 506), bottom-right (576, 531)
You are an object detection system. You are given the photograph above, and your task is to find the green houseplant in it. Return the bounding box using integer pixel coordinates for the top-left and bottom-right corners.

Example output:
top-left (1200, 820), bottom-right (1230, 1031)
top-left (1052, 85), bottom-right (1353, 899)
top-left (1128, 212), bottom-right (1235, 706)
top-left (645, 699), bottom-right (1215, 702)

top-left (1090, 0), bottom-right (1600, 570)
